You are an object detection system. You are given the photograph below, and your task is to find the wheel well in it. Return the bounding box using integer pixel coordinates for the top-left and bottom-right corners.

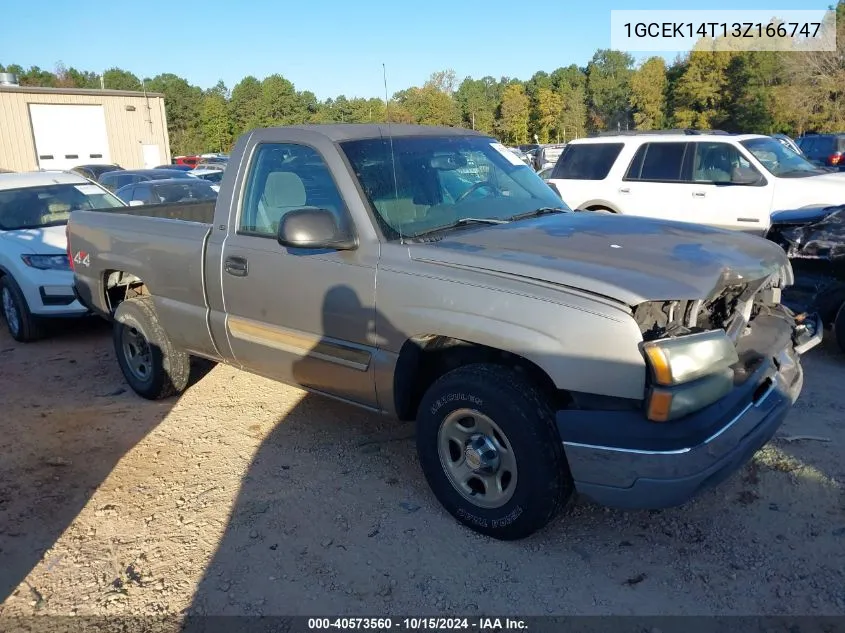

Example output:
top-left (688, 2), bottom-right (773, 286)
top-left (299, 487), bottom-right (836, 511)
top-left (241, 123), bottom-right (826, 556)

top-left (103, 270), bottom-right (149, 314)
top-left (392, 336), bottom-right (570, 421)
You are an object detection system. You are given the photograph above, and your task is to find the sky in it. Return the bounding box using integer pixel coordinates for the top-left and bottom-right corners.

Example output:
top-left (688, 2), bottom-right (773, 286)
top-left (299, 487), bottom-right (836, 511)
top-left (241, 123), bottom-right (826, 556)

top-left (0, 0), bottom-right (835, 99)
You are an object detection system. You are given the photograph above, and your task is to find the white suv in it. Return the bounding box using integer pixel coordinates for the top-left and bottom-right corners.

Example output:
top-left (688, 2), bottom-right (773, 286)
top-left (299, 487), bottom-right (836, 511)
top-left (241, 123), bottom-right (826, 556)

top-left (547, 131), bottom-right (845, 232)
top-left (0, 171), bottom-right (125, 341)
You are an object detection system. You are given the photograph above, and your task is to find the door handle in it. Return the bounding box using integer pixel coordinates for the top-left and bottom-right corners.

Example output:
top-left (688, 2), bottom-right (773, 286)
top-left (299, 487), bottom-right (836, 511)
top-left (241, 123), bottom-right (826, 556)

top-left (224, 256), bottom-right (248, 277)
top-left (736, 217), bottom-right (760, 223)
top-left (692, 191), bottom-right (706, 198)
top-left (618, 187), bottom-right (631, 194)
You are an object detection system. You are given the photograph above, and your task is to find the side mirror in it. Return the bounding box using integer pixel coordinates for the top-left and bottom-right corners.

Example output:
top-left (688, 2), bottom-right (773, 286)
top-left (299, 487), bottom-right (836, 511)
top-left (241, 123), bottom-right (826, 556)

top-left (732, 167), bottom-right (764, 186)
top-left (277, 208), bottom-right (357, 250)
top-left (547, 182), bottom-right (563, 199)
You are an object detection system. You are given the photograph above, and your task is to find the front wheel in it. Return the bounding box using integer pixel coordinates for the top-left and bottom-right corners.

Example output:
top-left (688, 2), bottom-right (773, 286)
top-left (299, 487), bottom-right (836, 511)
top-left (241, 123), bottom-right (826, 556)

top-left (416, 364), bottom-right (573, 540)
top-left (113, 296), bottom-right (190, 399)
top-left (1, 275), bottom-right (42, 342)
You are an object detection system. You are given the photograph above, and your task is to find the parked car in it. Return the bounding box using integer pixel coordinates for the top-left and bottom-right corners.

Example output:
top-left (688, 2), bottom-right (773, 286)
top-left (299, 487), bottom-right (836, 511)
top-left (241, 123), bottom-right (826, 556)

top-left (155, 164), bottom-right (194, 172)
top-left (173, 155), bottom-right (200, 168)
top-left (771, 133), bottom-right (803, 157)
top-left (98, 169), bottom-right (195, 193)
top-left (115, 178), bottom-right (219, 206)
top-left (194, 162), bottom-right (226, 172)
top-left (534, 143), bottom-right (567, 171)
top-left (766, 204), bottom-right (845, 352)
top-left (189, 168), bottom-right (224, 190)
top-left (69, 164), bottom-right (124, 181)
top-left (796, 133), bottom-right (845, 171)
top-left (68, 124), bottom-right (821, 540)
top-left (548, 131), bottom-right (845, 232)
top-left (0, 171), bottom-right (124, 341)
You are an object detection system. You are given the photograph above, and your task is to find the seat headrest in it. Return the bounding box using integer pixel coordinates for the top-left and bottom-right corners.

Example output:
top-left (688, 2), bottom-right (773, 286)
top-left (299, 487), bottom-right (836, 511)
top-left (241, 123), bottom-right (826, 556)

top-left (264, 171), bottom-right (306, 207)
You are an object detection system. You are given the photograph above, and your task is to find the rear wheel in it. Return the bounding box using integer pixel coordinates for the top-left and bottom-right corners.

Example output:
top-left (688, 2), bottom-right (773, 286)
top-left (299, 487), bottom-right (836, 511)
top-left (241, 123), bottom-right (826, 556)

top-left (113, 296), bottom-right (190, 399)
top-left (1, 275), bottom-right (43, 342)
top-left (416, 363), bottom-right (573, 540)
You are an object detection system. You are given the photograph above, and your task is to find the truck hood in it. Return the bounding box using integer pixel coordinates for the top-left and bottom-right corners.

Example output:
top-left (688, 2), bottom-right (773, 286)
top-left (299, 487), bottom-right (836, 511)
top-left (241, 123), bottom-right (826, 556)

top-left (409, 213), bottom-right (788, 306)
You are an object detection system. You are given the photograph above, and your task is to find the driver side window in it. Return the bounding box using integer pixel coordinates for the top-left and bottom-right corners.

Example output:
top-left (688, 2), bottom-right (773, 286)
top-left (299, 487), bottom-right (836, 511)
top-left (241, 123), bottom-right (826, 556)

top-left (239, 143), bottom-right (346, 238)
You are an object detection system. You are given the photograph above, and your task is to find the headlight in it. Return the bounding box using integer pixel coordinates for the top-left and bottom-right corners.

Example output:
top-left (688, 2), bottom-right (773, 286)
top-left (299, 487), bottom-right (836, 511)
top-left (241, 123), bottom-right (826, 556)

top-left (642, 330), bottom-right (739, 422)
top-left (642, 330), bottom-right (738, 386)
top-left (20, 254), bottom-right (71, 271)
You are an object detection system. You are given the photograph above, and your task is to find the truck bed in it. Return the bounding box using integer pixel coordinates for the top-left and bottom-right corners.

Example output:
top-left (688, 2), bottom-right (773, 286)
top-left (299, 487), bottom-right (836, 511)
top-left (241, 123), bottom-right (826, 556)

top-left (103, 200), bottom-right (216, 224)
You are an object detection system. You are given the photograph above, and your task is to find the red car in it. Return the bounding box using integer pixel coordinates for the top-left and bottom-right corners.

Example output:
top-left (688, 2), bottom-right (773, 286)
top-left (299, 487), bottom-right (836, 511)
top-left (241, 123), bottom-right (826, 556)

top-left (173, 155), bottom-right (200, 168)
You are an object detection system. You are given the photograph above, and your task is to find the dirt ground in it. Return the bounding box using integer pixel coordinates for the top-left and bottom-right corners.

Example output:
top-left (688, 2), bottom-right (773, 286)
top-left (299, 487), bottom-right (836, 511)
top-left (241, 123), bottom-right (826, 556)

top-left (0, 317), bottom-right (843, 618)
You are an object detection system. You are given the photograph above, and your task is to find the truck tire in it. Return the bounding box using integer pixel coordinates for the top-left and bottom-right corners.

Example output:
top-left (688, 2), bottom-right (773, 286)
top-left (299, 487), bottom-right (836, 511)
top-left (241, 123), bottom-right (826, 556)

top-left (416, 363), bottom-right (573, 540)
top-left (113, 296), bottom-right (190, 400)
top-left (1, 275), bottom-right (43, 342)
top-left (834, 302), bottom-right (845, 354)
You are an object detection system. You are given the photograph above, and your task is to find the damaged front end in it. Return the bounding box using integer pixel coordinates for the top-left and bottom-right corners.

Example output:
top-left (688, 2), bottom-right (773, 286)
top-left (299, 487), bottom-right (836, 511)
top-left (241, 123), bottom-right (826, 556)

top-left (632, 267), bottom-right (822, 422)
top-left (765, 204), bottom-right (845, 336)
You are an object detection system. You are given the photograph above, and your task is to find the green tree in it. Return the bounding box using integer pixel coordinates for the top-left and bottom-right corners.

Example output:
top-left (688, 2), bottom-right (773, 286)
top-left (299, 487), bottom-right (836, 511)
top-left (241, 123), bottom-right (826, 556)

top-left (536, 87), bottom-right (562, 143)
top-left (103, 68), bottom-right (141, 91)
top-left (258, 74), bottom-right (305, 126)
top-left (229, 76), bottom-right (263, 135)
top-left (395, 84), bottom-right (459, 126)
top-left (499, 84), bottom-right (530, 144)
top-left (200, 93), bottom-right (232, 152)
top-left (630, 57), bottom-right (667, 130)
top-left (455, 76), bottom-right (498, 133)
top-left (586, 50), bottom-right (634, 131)
top-left (670, 44), bottom-right (732, 129)
top-left (557, 83), bottom-right (588, 141)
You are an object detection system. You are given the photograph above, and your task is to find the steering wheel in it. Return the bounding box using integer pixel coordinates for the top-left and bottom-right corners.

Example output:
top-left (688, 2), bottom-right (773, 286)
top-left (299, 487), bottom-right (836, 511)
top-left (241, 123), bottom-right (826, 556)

top-left (455, 181), bottom-right (502, 203)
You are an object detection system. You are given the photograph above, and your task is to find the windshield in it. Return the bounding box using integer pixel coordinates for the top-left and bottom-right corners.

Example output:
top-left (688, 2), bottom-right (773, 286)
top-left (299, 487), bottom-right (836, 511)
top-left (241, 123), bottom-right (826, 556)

top-left (340, 135), bottom-right (569, 240)
top-left (740, 137), bottom-right (821, 177)
top-left (0, 182), bottom-right (124, 230)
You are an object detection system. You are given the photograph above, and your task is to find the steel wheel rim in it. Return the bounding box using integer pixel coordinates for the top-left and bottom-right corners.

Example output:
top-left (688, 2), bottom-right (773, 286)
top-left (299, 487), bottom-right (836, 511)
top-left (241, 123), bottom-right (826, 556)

top-left (121, 324), bottom-right (152, 383)
top-left (2, 287), bottom-right (20, 336)
top-left (437, 408), bottom-right (518, 509)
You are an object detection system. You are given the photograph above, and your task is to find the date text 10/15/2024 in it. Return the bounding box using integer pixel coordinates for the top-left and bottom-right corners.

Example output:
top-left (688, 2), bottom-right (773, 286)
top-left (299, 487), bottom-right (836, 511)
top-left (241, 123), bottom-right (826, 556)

top-left (308, 618), bottom-right (528, 631)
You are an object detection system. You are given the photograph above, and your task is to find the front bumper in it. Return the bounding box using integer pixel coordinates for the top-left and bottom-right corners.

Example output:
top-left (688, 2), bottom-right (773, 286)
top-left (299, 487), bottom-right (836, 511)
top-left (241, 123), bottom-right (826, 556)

top-left (557, 310), bottom-right (822, 510)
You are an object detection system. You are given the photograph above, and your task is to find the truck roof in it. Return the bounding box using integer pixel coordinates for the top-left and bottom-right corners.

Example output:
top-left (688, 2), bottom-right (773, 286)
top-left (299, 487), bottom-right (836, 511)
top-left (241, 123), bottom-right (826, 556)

top-left (256, 123), bottom-right (486, 142)
top-left (0, 170), bottom-right (89, 191)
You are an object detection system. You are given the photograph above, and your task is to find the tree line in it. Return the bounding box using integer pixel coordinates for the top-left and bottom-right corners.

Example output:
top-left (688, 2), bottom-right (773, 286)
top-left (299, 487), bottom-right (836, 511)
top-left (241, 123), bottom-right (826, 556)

top-left (3, 1), bottom-right (843, 156)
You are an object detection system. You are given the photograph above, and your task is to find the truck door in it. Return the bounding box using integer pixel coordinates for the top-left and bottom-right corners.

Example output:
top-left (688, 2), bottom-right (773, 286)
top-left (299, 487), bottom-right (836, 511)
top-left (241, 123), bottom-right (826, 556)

top-left (218, 141), bottom-right (379, 408)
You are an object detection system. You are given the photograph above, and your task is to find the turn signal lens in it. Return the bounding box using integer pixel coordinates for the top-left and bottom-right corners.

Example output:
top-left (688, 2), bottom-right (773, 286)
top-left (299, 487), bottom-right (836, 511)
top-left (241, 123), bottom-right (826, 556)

top-left (644, 345), bottom-right (673, 385)
top-left (647, 391), bottom-right (673, 422)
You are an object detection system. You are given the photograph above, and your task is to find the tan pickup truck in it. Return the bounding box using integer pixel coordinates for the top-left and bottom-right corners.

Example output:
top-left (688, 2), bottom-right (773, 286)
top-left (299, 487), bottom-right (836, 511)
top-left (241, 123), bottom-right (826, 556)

top-left (67, 124), bottom-right (822, 539)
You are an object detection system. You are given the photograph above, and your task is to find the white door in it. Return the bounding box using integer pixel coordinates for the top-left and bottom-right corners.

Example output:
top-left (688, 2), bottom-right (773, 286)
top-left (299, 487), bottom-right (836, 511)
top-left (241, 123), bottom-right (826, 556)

top-left (142, 144), bottom-right (161, 169)
top-left (28, 104), bottom-right (111, 171)
top-left (615, 141), bottom-right (693, 222)
top-left (687, 141), bottom-right (774, 232)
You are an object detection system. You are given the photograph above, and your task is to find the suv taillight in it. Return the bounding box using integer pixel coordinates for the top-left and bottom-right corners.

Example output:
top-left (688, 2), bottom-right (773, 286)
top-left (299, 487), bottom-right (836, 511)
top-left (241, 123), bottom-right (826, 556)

top-left (827, 152), bottom-right (843, 166)
top-left (66, 225), bottom-right (74, 270)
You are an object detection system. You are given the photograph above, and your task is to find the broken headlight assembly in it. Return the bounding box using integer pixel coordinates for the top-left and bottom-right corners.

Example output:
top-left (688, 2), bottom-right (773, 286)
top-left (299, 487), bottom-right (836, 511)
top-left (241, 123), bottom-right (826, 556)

top-left (641, 330), bottom-right (739, 422)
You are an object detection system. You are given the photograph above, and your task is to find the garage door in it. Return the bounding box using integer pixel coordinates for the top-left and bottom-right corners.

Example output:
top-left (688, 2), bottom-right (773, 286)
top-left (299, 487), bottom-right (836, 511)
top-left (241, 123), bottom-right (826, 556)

top-left (28, 104), bottom-right (111, 171)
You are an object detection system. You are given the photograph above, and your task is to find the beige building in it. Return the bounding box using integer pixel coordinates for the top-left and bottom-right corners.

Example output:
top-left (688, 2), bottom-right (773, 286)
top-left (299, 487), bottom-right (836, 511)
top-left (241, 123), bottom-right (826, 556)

top-left (0, 78), bottom-right (171, 173)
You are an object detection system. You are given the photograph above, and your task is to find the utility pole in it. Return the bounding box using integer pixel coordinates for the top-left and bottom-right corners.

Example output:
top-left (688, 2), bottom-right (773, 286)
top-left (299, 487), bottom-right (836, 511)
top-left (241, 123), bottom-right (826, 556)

top-left (472, 112), bottom-right (475, 130)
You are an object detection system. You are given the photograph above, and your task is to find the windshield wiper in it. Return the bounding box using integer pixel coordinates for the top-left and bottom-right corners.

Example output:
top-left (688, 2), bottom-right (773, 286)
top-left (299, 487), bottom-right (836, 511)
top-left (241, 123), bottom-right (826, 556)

top-left (508, 207), bottom-right (568, 221)
top-left (407, 217), bottom-right (509, 241)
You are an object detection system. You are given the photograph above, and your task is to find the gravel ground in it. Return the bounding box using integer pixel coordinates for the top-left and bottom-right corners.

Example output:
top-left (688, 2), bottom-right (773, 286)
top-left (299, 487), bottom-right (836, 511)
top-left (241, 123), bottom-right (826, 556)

top-left (0, 318), bottom-right (843, 618)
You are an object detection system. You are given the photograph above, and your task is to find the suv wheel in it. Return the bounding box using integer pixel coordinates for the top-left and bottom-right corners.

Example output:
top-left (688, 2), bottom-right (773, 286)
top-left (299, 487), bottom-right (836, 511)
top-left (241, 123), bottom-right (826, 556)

top-left (416, 363), bottom-right (573, 540)
top-left (1, 276), bottom-right (43, 342)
